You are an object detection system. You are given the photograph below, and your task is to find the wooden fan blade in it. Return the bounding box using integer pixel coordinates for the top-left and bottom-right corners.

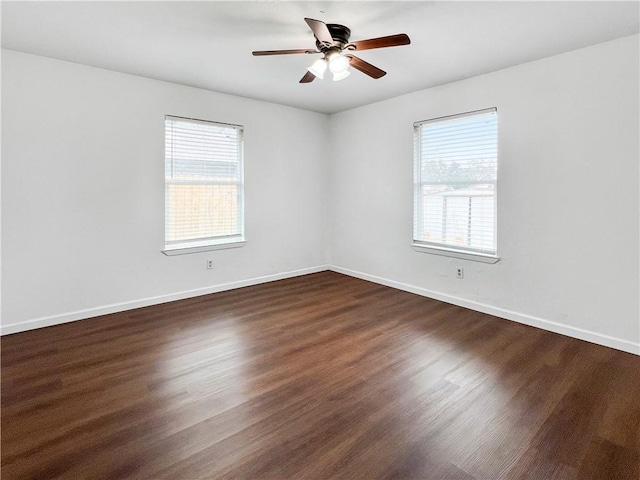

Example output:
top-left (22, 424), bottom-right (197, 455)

top-left (304, 18), bottom-right (334, 46)
top-left (300, 71), bottom-right (316, 83)
top-left (345, 55), bottom-right (386, 79)
top-left (252, 49), bottom-right (319, 56)
top-left (350, 34), bottom-right (410, 51)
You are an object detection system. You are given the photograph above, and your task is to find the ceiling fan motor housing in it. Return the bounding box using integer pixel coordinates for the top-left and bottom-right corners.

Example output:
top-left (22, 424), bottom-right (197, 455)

top-left (317, 23), bottom-right (351, 50)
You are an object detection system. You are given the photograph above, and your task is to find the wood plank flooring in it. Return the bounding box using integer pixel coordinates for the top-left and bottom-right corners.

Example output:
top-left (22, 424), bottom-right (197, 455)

top-left (2, 271), bottom-right (639, 479)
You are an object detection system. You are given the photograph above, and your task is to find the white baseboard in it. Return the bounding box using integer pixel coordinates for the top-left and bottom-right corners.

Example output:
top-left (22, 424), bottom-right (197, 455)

top-left (0, 265), bottom-right (329, 336)
top-left (328, 265), bottom-right (640, 355)
top-left (3, 264), bottom-right (638, 356)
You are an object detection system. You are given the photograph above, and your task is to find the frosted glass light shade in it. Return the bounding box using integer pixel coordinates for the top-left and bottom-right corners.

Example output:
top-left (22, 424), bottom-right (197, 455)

top-left (308, 59), bottom-right (327, 79)
top-left (328, 54), bottom-right (350, 74)
top-left (332, 70), bottom-right (351, 81)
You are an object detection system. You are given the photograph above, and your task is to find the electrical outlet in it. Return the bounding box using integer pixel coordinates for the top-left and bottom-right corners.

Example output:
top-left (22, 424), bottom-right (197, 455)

top-left (456, 267), bottom-right (464, 279)
top-left (206, 260), bottom-right (214, 270)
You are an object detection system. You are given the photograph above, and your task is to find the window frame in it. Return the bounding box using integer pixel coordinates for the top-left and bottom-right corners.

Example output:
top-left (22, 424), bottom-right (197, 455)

top-left (162, 115), bottom-right (246, 256)
top-left (412, 108), bottom-right (499, 263)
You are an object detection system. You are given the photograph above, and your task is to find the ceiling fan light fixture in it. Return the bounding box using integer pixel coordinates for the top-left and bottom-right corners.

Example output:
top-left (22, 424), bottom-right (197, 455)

top-left (253, 18), bottom-right (409, 83)
top-left (307, 58), bottom-right (327, 79)
top-left (328, 53), bottom-right (350, 74)
top-left (332, 70), bottom-right (351, 82)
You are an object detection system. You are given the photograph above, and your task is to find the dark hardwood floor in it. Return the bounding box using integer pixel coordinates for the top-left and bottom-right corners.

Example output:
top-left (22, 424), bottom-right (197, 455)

top-left (2, 271), bottom-right (639, 479)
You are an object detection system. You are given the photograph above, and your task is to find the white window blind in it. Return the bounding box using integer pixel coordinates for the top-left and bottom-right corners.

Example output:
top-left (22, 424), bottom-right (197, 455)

top-left (165, 115), bottom-right (244, 251)
top-left (413, 108), bottom-right (497, 256)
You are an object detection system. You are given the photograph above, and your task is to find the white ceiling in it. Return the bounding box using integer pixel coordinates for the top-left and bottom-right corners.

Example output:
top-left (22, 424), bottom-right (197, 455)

top-left (2, 1), bottom-right (638, 114)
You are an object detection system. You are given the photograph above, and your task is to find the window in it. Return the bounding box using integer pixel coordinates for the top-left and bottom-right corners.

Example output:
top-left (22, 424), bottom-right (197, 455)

top-left (413, 108), bottom-right (498, 262)
top-left (163, 115), bottom-right (245, 255)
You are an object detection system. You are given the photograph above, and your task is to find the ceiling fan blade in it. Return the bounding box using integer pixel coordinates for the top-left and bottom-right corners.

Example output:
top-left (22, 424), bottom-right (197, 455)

top-left (350, 33), bottom-right (410, 51)
top-left (346, 55), bottom-right (386, 79)
top-left (304, 18), bottom-right (334, 46)
top-left (252, 48), bottom-right (319, 56)
top-left (300, 71), bottom-right (316, 83)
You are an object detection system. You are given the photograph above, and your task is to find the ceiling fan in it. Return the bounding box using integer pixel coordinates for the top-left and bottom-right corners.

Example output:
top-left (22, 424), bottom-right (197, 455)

top-left (252, 18), bottom-right (410, 83)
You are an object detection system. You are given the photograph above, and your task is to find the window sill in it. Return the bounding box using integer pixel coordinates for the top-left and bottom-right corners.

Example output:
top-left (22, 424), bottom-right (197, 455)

top-left (411, 243), bottom-right (499, 264)
top-left (163, 239), bottom-right (246, 256)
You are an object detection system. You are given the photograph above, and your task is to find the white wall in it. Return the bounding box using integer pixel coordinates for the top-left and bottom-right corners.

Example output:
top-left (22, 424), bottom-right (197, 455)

top-left (1, 50), bottom-right (329, 332)
top-left (327, 35), bottom-right (640, 353)
top-left (3, 36), bottom-right (639, 354)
